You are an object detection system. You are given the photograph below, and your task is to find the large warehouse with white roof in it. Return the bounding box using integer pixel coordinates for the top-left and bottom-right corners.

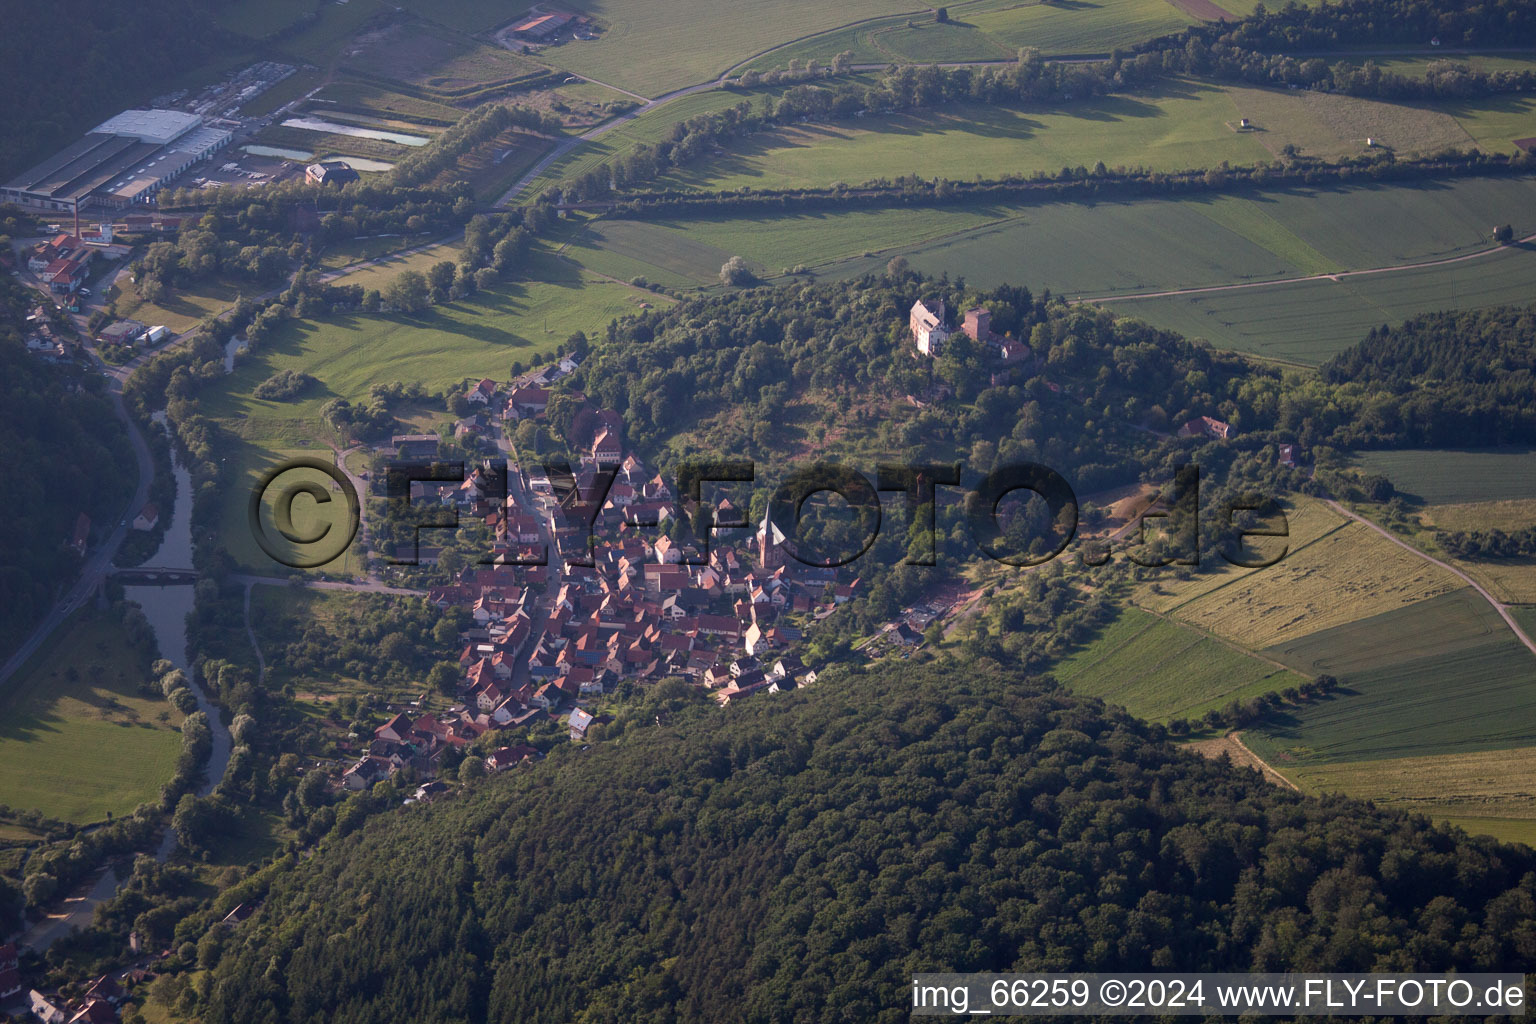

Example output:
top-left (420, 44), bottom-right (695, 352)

top-left (0, 109), bottom-right (231, 213)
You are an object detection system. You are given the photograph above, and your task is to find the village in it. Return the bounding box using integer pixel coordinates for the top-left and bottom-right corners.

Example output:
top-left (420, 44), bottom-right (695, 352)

top-left (325, 302), bottom-right (1045, 797)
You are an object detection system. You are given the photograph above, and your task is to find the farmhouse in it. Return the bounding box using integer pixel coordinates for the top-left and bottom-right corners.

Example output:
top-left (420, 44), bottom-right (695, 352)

top-left (1178, 415), bottom-right (1233, 440)
top-left (909, 298), bottom-right (949, 356)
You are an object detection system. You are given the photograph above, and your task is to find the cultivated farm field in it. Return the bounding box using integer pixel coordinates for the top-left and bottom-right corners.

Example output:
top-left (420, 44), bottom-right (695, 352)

top-left (1131, 498), bottom-right (1345, 615)
top-left (1168, 520), bottom-right (1463, 648)
top-left (1285, 746), bottom-right (1536, 846)
top-left (1050, 606), bottom-right (1307, 722)
top-left (1243, 629), bottom-right (1536, 765)
top-left (0, 612), bottom-right (183, 823)
top-left (1352, 448), bottom-right (1536, 505)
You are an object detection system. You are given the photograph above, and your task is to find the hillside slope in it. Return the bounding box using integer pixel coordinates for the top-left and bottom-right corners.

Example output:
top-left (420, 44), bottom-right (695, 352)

top-left (205, 662), bottom-right (1536, 1024)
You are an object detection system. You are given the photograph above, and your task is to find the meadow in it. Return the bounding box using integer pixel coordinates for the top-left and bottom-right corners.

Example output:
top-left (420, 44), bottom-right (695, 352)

top-left (740, 0), bottom-right (1194, 72)
top-left (0, 612), bottom-right (183, 823)
top-left (967, 0), bottom-right (1196, 56)
top-left (323, 239), bottom-right (466, 291)
top-left (660, 81), bottom-right (1272, 192)
top-left (221, 445), bottom-right (369, 576)
top-left (1050, 606), bottom-right (1307, 722)
top-left (399, 0), bottom-right (921, 97)
top-left (207, 249), bottom-right (661, 438)
top-left (113, 277), bottom-right (249, 335)
top-left (647, 81), bottom-right (1529, 196)
top-left (570, 175), bottom-right (1536, 326)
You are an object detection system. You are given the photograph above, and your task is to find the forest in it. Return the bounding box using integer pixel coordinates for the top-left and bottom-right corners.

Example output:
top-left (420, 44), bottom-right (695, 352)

top-left (0, 276), bottom-right (136, 660)
top-left (201, 658), bottom-right (1536, 1024)
top-left (1320, 305), bottom-right (1536, 448)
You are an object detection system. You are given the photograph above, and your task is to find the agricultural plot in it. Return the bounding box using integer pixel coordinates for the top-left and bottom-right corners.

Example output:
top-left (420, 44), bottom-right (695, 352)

top-left (341, 19), bottom-right (545, 93)
top-left (1050, 606), bottom-right (1307, 722)
top-left (1259, 587), bottom-right (1506, 679)
top-left (1285, 746), bottom-right (1536, 846)
top-left (1352, 448), bottom-right (1536, 505)
top-left (1242, 629), bottom-right (1536, 764)
top-left (0, 612), bottom-right (183, 823)
top-left (1434, 93), bottom-right (1536, 155)
top-left (1100, 240), bottom-right (1536, 365)
top-left (1168, 520), bottom-right (1463, 648)
top-left (1132, 498), bottom-right (1347, 615)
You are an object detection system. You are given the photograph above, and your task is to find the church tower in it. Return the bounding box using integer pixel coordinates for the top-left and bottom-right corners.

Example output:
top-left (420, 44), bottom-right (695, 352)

top-left (756, 508), bottom-right (786, 569)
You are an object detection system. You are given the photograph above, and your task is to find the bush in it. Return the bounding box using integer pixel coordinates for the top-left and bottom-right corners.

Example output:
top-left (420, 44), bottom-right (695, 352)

top-left (253, 369), bottom-right (316, 401)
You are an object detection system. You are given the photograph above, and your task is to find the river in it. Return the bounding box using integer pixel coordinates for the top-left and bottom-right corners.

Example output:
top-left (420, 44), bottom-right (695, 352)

top-left (121, 419), bottom-right (234, 821)
top-left (21, 421), bottom-right (234, 950)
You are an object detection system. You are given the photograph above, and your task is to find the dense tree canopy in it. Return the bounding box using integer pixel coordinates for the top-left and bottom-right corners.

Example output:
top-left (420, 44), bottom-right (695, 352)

top-left (203, 660), bottom-right (1536, 1024)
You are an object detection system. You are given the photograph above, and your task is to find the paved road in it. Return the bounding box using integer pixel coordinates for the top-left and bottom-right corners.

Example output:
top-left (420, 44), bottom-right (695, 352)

top-left (1322, 499), bottom-right (1536, 660)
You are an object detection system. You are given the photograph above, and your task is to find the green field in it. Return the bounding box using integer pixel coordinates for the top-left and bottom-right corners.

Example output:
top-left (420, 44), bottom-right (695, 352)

top-left (208, 251), bottom-right (660, 437)
top-left (1099, 240), bottom-right (1536, 365)
top-left (519, 82), bottom-right (826, 198)
top-left (0, 612), bottom-right (184, 823)
top-left (1245, 589), bottom-right (1536, 764)
top-left (401, 0), bottom-right (918, 97)
top-left (562, 174), bottom-right (1536, 363)
top-left (641, 81), bottom-right (1529, 195)
top-left (1050, 606), bottom-right (1307, 722)
top-left (742, 0), bottom-right (1195, 72)
top-left (1352, 448), bottom-right (1536, 505)
top-left (966, 0), bottom-right (1195, 55)
top-left (222, 444), bottom-right (370, 576)
top-left (661, 81), bottom-right (1271, 192)
top-left (206, 250), bottom-right (664, 570)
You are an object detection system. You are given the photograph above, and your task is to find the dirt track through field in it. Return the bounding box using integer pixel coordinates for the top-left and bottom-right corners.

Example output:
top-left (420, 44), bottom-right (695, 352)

top-left (1186, 731), bottom-right (1301, 791)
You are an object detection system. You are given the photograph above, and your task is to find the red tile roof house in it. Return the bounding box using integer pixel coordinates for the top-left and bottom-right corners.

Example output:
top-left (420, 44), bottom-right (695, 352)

top-left (485, 745), bottom-right (540, 771)
top-left (1177, 415), bottom-right (1233, 440)
top-left (467, 378), bottom-right (498, 404)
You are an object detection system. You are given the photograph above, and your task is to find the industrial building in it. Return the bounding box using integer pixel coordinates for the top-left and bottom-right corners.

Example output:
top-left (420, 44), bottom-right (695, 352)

top-left (0, 108), bottom-right (232, 214)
